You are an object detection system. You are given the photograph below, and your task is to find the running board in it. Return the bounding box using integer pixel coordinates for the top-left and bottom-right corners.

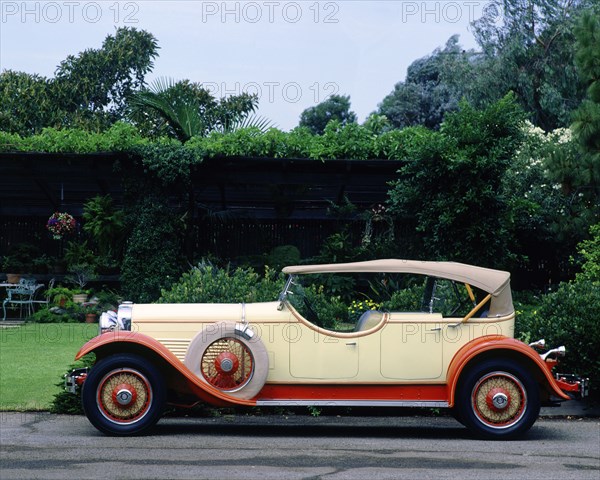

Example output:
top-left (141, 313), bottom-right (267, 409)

top-left (256, 400), bottom-right (449, 408)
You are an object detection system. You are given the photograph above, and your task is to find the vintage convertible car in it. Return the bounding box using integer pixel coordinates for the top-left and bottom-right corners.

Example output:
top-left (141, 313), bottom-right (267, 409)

top-left (67, 260), bottom-right (587, 438)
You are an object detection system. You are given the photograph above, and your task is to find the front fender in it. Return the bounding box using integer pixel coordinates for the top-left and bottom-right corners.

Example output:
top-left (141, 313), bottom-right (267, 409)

top-left (76, 331), bottom-right (256, 407)
top-left (446, 335), bottom-right (570, 406)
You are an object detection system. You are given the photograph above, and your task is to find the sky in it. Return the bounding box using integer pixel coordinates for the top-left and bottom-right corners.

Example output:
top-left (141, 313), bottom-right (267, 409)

top-left (0, 1), bottom-right (491, 130)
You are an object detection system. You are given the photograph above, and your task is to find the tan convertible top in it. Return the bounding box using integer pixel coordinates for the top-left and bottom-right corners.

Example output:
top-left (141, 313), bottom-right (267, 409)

top-left (283, 259), bottom-right (513, 316)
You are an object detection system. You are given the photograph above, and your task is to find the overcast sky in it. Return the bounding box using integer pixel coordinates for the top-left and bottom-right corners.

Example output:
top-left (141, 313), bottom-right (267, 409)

top-left (0, 1), bottom-right (490, 130)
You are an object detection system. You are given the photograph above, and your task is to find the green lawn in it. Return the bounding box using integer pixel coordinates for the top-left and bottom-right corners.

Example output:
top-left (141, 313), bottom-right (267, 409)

top-left (0, 323), bottom-right (97, 410)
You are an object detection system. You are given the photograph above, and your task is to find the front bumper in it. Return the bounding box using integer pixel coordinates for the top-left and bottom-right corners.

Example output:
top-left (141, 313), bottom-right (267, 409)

top-left (64, 368), bottom-right (89, 394)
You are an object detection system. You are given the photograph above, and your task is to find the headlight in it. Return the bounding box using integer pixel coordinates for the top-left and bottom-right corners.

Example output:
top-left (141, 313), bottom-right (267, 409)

top-left (99, 301), bottom-right (133, 334)
top-left (118, 301), bottom-right (133, 331)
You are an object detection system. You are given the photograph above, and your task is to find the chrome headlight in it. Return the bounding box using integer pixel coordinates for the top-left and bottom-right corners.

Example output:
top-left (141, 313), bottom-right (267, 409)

top-left (99, 301), bottom-right (133, 334)
top-left (117, 301), bottom-right (133, 331)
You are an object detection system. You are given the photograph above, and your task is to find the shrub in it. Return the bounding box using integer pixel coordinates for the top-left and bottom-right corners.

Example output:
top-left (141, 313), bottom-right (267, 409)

top-left (121, 196), bottom-right (183, 303)
top-left (381, 284), bottom-right (426, 312)
top-left (50, 354), bottom-right (95, 414)
top-left (520, 281), bottom-right (600, 394)
top-left (158, 262), bottom-right (285, 304)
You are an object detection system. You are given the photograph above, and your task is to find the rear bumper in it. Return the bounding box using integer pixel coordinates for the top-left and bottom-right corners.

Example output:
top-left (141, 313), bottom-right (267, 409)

top-left (555, 373), bottom-right (589, 399)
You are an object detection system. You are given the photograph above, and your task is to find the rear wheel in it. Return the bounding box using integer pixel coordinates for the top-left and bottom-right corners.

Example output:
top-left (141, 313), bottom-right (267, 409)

top-left (82, 354), bottom-right (166, 436)
top-left (456, 359), bottom-right (540, 439)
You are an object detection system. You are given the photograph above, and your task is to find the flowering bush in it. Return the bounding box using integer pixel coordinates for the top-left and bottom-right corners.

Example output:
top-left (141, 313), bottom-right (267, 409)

top-left (47, 212), bottom-right (76, 240)
top-left (348, 299), bottom-right (380, 323)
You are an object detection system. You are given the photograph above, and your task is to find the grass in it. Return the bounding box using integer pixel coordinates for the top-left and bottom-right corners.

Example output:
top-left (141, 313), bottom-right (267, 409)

top-left (0, 323), bottom-right (97, 410)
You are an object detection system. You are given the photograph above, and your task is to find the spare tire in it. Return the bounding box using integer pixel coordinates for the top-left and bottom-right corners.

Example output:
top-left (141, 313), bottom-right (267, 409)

top-left (184, 323), bottom-right (268, 400)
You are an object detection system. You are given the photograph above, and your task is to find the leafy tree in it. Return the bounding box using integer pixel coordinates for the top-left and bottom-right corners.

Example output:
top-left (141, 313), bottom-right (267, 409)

top-left (377, 36), bottom-right (478, 130)
top-left (0, 28), bottom-right (158, 135)
top-left (387, 94), bottom-right (527, 267)
top-left (129, 78), bottom-right (260, 142)
top-left (471, 0), bottom-right (591, 130)
top-left (0, 71), bottom-right (58, 135)
top-left (299, 94), bottom-right (357, 135)
top-left (571, 9), bottom-right (600, 191)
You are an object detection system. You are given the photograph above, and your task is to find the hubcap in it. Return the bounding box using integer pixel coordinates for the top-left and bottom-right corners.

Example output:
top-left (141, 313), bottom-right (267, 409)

top-left (115, 388), bottom-right (134, 406)
top-left (492, 392), bottom-right (509, 410)
top-left (201, 337), bottom-right (254, 391)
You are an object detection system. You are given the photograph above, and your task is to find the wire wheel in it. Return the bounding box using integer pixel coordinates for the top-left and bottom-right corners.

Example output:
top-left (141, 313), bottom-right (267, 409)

top-left (185, 323), bottom-right (269, 400)
top-left (471, 372), bottom-right (526, 428)
top-left (456, 359), bottom-right (540, 439)
top-left (201, 337), bottom-right (254, 391)
top-left (82, 354), bottom-right (166, 435)
top-left (97, 368), bottom-right (153, 424)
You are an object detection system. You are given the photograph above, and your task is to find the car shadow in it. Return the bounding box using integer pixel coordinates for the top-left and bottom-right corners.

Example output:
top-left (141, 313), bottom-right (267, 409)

top-left (151, 416), bottom-right (563, 441)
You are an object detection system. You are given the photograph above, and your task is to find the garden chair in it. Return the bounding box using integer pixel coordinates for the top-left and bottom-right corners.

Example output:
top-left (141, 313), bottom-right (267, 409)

top-left (31, 278), bottom-right (55, 312)
top-left (2, 283), bottom-right (36, 320)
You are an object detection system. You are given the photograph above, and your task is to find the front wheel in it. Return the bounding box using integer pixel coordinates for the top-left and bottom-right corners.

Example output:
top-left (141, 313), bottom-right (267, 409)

top-left (456, 359), bottom-right (540, 440)
top-left (82, 354), bottom-right (166, 436)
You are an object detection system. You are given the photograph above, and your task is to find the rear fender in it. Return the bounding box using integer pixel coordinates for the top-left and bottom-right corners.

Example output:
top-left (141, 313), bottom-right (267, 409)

top-left (446, 336), bottom-right (570, 406)
top-left (76, 331), bottom-right (256, 407)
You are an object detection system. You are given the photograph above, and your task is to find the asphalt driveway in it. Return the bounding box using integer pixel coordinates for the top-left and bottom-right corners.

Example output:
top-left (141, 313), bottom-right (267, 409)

top-left (1, 413), bottom-right (598, 480)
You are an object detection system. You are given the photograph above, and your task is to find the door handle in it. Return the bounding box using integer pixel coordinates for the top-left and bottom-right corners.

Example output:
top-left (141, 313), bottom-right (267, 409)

top-left (346, 342), bottom-right (357, 346)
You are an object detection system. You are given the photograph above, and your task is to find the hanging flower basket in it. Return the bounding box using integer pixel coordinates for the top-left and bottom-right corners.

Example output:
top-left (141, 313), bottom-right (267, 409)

top-left (47, 212), bottom-right (76, 240)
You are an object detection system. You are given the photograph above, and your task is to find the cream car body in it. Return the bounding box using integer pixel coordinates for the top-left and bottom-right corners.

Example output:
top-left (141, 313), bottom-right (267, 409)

top-left (70, 260), bottom-right (586, 438)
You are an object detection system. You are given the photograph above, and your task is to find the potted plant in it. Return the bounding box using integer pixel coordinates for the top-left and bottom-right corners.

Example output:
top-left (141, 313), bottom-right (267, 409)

top-left (47, 286), bottom-right (74, 308)
top-left (65, 263), bottom-right (97, 303)
top-left (84, 304), bottom-right (100, 323)
top-left (2, 256), bottom-right (24, 283)
top-left (46, 212), bottom-right (76, 241)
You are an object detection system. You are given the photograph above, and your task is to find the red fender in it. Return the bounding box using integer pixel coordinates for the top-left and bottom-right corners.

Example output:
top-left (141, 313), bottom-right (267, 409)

top-left (446, 335), bottom-right (570, 407)
top-left (76, 331), bottom-right (256, 407)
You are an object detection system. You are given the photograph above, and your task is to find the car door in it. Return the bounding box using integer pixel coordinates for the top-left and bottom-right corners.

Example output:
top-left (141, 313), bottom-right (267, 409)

top-left (288, 323), bottom-right (360, 379)
top-left (379, 313), bottom-right (444, 380)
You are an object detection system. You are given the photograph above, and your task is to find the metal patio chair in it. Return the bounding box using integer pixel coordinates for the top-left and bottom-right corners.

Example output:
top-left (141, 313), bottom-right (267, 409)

top-left (2, 283), bottom-right (36, 320)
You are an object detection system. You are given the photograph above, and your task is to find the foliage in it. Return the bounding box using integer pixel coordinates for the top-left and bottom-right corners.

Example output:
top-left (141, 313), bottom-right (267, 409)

top-left (129, 77), bottom-right (259, 141)
top-left (299, 94), bottom-right (357, 135)
top-left (265, 245), bottom-right (301, 272)
top-left (470, 0), bottom-right (591, 130)
top-left (377, 36), bottom-right (478, 130)
top-left (575, 223), bottom-right (600, 282)
top-left (381, 284), bottom-right (426, 312)
top-left (1, 243), bottom-right (41, 272)
top-left (0, 71), bottom-right (58, 135)
top-left (65, 263), bottom-right (97, 291)
top-left (121, 196), bottom-right (183, 303)
top-left (0, 122), bottom-right (147, 153)
top-left (50, 354), bottom-right (96, 414)
top-left (0, 28), bottom-right (158, 135)
top-left (388, 94), bottom-right (527, 267)
top-left (158, 262), bottom-right (285, 304)
top-left (570, 9), bottom-right (600, 219)
top-left (516, 281), bottom-right (600, 394)
top-left (63, 241), bottom-right (96, 271)
top-left (82, 195), bottom-right (125, 259)
top-left (347, 299), bottom-right (380, 323)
